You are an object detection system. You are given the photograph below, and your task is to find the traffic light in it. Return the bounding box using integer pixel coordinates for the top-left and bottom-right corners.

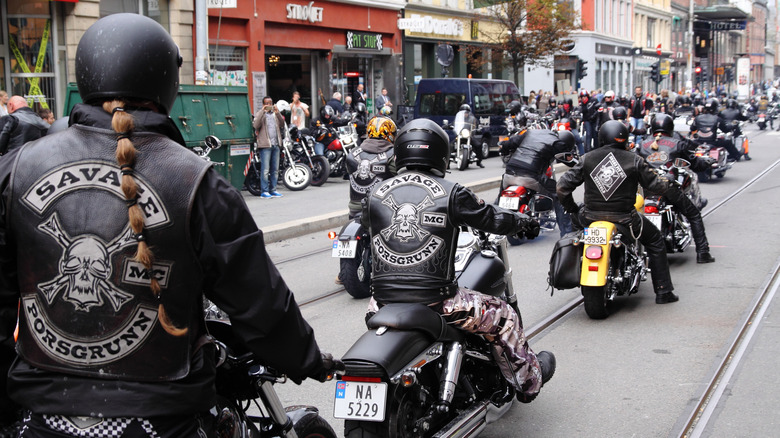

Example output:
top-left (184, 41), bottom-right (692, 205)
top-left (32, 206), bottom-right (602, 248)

top-left (650, 62), bottom-right (661, 83)
top-left (701, 66), bottom-right (708, 82)
top-left (725, 67), bottom-right (734, 83)
top-left (577, 59), bottom-right (588, 80)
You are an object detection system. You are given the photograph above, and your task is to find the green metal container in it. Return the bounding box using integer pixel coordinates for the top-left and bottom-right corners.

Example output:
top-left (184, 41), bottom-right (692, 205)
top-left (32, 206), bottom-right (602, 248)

top-left (63, 84), bottom-right (254, 190)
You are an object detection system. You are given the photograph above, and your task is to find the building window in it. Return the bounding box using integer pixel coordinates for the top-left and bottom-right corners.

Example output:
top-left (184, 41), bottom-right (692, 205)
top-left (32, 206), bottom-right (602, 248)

top-left (100, 0), bottom-right (170, 31)
top-left (6, 0), bottom-right (56, 112)
top-left (209, 45), bottom-right (247, 86)
top-left (646, 18), bottom-right (656, 48)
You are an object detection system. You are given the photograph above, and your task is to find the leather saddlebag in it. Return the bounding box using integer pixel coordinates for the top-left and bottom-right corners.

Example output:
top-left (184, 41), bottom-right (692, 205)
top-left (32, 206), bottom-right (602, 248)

top-left (548, 233), bottom-right (582, 290)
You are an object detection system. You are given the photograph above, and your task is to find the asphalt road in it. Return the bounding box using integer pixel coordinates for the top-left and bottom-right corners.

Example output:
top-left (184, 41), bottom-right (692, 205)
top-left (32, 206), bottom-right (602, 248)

top-left (250, 125), bottom-right (780, 437)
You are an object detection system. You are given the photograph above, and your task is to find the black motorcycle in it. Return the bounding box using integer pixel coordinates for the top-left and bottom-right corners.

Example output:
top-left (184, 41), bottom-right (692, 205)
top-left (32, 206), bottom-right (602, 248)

top-left (643, 159), bottom-right (694, 254)
top-left (336, 227), bottom-right (527, 437)
top-left (289, 126), bottom-right (330, 186)
top-left (332, 218), bottom-right (372, 299)
top-left (204, 301), bottom-right (338, 438)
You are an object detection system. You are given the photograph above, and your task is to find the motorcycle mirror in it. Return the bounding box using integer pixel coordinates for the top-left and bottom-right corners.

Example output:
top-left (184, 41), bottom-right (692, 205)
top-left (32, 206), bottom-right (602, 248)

top-left (674, 158), bottom-right (691, 168)
top-left (205, 135), bottom-right (222, 150)
top-left (555, 152), bottom-right (579, 167)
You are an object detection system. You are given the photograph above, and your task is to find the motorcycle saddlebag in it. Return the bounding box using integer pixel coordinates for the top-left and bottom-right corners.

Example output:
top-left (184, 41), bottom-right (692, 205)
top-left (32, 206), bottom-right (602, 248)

top-left (548, 232), bottom-right (582, 290)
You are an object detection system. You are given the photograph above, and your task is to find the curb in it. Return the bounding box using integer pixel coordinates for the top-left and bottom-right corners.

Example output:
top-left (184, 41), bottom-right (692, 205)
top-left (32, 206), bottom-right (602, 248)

top-left (262, 176), bottom-right (503, 243)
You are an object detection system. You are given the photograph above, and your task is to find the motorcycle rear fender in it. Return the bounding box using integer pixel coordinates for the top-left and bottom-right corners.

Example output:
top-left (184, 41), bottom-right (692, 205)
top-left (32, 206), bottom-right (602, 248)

top-left (580, 221), bottom-right (616, 287)
top-left (338, 218), bottom-right (365, 241)
top-left (342, 328), bottom-right (435, 378)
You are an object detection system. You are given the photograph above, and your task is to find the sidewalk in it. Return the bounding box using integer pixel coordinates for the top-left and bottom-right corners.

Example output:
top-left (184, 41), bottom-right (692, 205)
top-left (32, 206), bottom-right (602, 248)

top-left (243, 159), bottom-right (507, 243)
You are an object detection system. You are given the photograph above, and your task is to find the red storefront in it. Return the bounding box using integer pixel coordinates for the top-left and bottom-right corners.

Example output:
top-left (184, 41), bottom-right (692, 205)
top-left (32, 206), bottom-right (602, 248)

top-left (206, 0), bottom-right (403, 115)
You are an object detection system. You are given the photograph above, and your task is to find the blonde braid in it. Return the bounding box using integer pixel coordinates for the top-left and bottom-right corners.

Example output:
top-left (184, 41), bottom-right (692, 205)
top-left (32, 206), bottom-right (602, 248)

top-left (103, 100), bottom-right (187, 337)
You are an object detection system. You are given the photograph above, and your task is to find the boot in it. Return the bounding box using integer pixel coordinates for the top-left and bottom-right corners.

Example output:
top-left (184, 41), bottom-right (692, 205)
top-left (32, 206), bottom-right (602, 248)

top-left (697, 252), bottom-right (716, 263)
top-left (517, 351), bottom-right (556, 403)
top-left (743, 153), bottom-right (752, 161)
top-left (655, 291), bottom-right (679, 304)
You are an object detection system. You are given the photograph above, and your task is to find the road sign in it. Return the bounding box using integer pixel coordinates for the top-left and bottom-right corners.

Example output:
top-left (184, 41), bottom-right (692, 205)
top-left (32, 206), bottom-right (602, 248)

top-left (656, 44), bottom-right (662, 56)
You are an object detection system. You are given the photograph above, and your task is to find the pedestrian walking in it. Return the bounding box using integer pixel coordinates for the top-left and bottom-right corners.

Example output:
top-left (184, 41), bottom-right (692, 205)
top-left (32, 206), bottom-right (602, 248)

top-left (253, 96), bottom-right (286, 199)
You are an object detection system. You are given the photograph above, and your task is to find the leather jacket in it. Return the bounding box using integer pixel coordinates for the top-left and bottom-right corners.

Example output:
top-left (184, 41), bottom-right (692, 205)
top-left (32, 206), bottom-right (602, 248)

top-left (362, 169), bottom-right (532, 305)
top-left (690, 113), bottom-right (725, 143)
top-left (557, 142), bottom-right (679, 225)
top-left (0, 103), bottom-right (324, 418)
top-left (504, 130), bottom-right (573, 178)
top-left (0, 107), bottom-right (50, 154)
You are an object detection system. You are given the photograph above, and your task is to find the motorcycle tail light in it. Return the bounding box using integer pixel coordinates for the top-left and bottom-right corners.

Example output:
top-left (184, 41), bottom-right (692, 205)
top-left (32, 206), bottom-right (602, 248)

top-left (328, 231), bottom-right (337, 240)
top-left (341, 376), bottom-right (382, 383)
top-left (644, 205), bottom-right (659, 214)
top-left (502, 186), bottom-right (526, 197)
top-left (585, 246), bottom-right (603, 260)
top-left (588, 264), bottom-right (600, 271)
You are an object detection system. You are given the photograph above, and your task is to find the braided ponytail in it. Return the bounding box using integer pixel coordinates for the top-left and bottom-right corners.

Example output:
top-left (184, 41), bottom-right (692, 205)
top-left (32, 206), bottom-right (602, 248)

top-left (104, 100), bottom-right (187, 337)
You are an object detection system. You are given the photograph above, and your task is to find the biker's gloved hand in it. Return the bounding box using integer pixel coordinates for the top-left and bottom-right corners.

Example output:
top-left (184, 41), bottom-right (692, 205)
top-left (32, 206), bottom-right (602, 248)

top-left (524, 220), bottom-right (541, 239)
top-left (309, 352), bottom-right (345, 382)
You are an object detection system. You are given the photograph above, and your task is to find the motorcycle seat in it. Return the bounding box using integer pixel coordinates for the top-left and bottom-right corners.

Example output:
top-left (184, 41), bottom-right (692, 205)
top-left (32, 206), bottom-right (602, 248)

top-left (368, 303), bottom-right (464, 342)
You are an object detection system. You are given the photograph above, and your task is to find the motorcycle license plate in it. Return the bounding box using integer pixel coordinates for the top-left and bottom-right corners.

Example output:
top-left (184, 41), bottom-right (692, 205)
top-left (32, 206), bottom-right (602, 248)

top-left (332, 240), bottom-right (358, 258)
top-left (498, 196), bottom-right (520, 210)
top-left (646, 214), bottom-right (662, 231)
top-left (333, 380), bottom-right (387, 422)
top-left (582, 228), bottom-right (609, 245)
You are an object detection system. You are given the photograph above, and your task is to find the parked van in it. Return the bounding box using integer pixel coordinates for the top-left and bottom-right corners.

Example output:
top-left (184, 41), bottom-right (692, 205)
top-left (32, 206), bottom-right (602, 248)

top-left (413, 78), bottom-right (522, 155)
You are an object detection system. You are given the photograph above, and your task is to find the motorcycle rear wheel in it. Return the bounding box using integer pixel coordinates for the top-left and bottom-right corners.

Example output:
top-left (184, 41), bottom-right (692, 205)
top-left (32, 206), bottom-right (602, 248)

top-left (244, 165), bottom-right (264, 196)
top-left (582, 285), bottom-right (610, 319)
top-left (344, 386), bottom-right (425, 438)
top-left (283, 164), bottom-right (312, 191)
top-left (340, 245), bottom-right (371, 299)
top-left (310, 156), bottom-right (331, 186)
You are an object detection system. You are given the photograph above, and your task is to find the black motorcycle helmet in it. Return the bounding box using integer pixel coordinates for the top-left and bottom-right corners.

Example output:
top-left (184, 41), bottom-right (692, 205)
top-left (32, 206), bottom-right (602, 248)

top-left (556, 130), bottom-right (576, 153)
top-left (703, 98), bottom-right (719, 114)
top-left (355, 102), bottom-right (367, 115)
top-left (598, 120), bottom-right (629, 148)
top-left (651, 113), bottom-right (674, 136)
top-left (612, 106), bottom-right (628, 121)
top-left (76, 13), bottom-right (182, 114)
top-left (459, 104), bottom-right (471, 113)
top-left (320, 105), bottom-right (335, 119)
top-left (548, 98), bottom-right (557, 107)
top-left (394, 119), bottom-right (449, 176)
top-left (727, 99), bottom-right (739, 109)
top-left (508, 100), bottom-right (523, 115)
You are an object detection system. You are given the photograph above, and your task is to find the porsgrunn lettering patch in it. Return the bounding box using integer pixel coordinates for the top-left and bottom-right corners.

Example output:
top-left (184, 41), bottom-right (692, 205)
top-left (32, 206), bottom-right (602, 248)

top-left (590, 152), bottom-right (627, 201)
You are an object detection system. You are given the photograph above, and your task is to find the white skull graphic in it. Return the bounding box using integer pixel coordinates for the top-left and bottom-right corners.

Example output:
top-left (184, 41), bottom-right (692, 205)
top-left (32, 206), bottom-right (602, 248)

top-left (380, 195), bottom-right (434, 242)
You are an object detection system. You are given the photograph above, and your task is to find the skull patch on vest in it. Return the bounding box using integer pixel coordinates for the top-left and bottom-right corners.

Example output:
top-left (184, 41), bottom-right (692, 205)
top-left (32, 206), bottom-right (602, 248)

top-left (591, 152), bottom-right (627, 201)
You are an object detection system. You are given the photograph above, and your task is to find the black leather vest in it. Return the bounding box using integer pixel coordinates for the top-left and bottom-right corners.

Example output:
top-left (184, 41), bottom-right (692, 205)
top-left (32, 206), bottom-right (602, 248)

top-left (7, 108), bottom-right (50, 152)
top-left (693, 114), bottom-right (719, 141)
top-left (366, 171), bottom-right (459, 304)
top-left (10, 125), bottom-right (210, 382)
top-left (638, 136), bottom-right (684, 168)
top-left (507, 130), bottom-right (567, 177)
top-left (581, 145), bottom-right (641, 214)
top-left (345, 141), bottom-right (394, 205)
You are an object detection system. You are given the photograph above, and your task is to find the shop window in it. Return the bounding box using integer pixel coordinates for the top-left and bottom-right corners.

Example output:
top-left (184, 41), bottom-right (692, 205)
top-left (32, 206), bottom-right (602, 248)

top-left (265, 53), bottom-right (311, 104)
top-left (6, 0), bottom-right (55, 111)
top-left (209, 45), bottom-right (247, 86)
top-left (100, 0), bottom-right (170, 31)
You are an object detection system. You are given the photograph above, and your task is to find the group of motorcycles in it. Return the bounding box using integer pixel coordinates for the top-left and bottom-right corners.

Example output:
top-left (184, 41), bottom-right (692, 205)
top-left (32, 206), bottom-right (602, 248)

top-left (244, 103), bottom-right (364, 193)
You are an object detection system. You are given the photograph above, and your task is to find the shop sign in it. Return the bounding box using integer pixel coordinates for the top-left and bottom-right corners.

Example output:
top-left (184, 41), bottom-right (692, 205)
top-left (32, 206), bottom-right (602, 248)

top-left (398, 14), bottom-right (464, 37)
top-left (595, 43), bottom-right (632, 57)
top-left (207, 0), bottom-right (237, 8)
top-left (286, 1), bottom-right (324, 23)
top-left (346, 31), bottom-right (383, 51)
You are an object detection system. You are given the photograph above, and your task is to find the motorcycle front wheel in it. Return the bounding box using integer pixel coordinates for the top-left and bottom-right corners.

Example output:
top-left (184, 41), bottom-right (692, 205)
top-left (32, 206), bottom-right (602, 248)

top-left (244, 165), bottom-right (264, 196)
top-left (287, 408), bottom-right (337, 438)
top-left (283, 164), bottom-right (312, 191)
top-left (310, 156), bottom-right (331, 186)
top-left (458, 147), bottom-right (469, 171)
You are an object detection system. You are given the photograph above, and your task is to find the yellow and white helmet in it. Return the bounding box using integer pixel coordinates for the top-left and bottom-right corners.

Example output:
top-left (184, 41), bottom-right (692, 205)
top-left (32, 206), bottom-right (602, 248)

top-left (366, 116), bottom-right (397, 143)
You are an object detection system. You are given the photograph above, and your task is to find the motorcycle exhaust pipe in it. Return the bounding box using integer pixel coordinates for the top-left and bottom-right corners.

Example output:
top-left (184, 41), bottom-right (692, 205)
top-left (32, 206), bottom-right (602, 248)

top-left (431, 397), bottom-right (514, 438)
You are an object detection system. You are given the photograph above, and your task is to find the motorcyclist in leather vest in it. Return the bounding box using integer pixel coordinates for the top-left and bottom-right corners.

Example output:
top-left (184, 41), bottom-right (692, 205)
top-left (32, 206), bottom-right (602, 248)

top-left (345, 116), bottom-right (397, 218)
top-left (361, 118), bottom-right (556, 403)
top-left (720, 99), bottom-right (751, 160)
top-left (690, 98), bottom-right (743, 162)
top-left (500, 126), bottom-right (576, 236)
top-left (457, 104), bottom-right (485, 167)
top-left (0, 14), bottom-right (338, 438)
top-left (557, 120), bottom-right (681, 304)
top-left (311, 104), bottom-right (347, 156)
top-left (637, 114), bottom-right (716, 263)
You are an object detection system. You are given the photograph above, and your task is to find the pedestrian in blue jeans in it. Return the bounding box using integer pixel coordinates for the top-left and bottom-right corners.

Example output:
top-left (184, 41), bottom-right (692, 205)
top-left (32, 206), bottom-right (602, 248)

top-left (253, 96), bottom-right (286, 198)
